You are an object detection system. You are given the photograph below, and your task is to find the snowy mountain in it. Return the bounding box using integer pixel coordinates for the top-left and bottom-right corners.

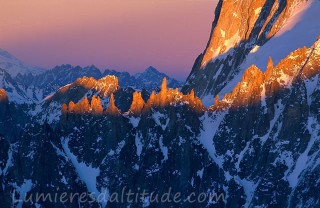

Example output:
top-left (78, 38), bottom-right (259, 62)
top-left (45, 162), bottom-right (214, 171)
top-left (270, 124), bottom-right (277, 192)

top-left (1, 0), bottom-right (320, 207)
top-left (16, 65), bottom-right (183, 100)
top-left (2, 37), bottom-right (320, 206)
top-left (0, 48), bottom-right (44, 77)
top-left (35, 75), bottom-right (120, 123)
top-left (16, 64), bottom-right (103, 99)
top-left (183, 0), bottom-right (320, 106)
top-left (1, 38), bottom-right (320, 206)
top-left (0, 68), bottom-right (36, 104)
top-left (30, 75), bottom-right (152, 124)
top-left (134, 66), bottom-right (183, 90)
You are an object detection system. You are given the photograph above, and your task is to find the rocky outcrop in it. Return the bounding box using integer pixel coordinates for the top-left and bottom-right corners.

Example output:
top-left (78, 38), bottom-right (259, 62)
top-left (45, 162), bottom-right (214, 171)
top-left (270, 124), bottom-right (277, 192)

top-left (38, 75), bottom-right (120, 123)
top-left (105, 93), bottom-right (121, 116)
top-left (183, 0), bottom-right (307, 99)
top-left (0, 89), bottom-right (10, 138)
top-left (213, 37), bottom-right (320, 110)
top-left (0, 89), bottom-right (8, 103)
top-left (0, 69), bottom-right (34, 104)
top-left (62, 77), bottom-right (205, 117)
top-left (129, 91), bottom-right (145, 115)
top-left (48, 75), bottom-right (119, 104)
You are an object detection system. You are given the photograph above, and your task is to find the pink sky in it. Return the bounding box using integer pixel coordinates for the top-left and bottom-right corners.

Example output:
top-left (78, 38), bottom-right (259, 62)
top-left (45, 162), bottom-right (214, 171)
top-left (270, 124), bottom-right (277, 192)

top-left (0, 0), bottom-right (217, 80)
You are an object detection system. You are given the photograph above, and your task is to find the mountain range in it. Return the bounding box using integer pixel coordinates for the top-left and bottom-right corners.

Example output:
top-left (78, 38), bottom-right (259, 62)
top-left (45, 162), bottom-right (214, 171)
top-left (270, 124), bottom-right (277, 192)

top-left (0, 49), bottom-right (183, 103)
top-left (1, 0), bottom-right (320, 207)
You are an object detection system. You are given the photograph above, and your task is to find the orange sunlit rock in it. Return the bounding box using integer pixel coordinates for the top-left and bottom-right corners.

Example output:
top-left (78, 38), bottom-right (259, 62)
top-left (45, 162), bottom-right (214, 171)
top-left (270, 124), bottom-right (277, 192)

top-left (129, 91), bottom-right (145, 116)
top-left (60, 74), bottom-right (207, 117)
top-left (213, 37), bottom-right (320, 110)
top-left (61, 103), bottom-right (68, 115)
top-left (91, 96), bottom-right (104, 115)
top-left (0, 89), bottom-right (8, 103)
top-left (222, 64), bottom-right (265, 108)
top-left (105, 93), bottom-right (121, 116)
top-left (50, 75), bottom-right (119, 103)
top-left (68, 101), bottom-right (75, 113)
top-left (73, 97), bottom-right (91, 114)
top-left (265, 56), bottom-right (274, 80)
top-left (200, 0), bottom-right (303, 68)
top-left (214, 95), bottom-right (219, 106)
top-left (159, 77), bottom-right (167, 107)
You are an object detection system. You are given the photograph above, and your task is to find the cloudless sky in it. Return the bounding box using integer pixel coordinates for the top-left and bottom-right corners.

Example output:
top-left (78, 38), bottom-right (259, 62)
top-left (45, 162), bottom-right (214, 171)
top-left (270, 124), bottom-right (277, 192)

top-left (0, 0), bottom-right (217, 80)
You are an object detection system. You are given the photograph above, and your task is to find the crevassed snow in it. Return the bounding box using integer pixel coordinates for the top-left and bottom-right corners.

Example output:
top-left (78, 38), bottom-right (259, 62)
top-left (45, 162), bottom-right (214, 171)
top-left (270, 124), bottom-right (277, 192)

top-left (61, 138), bottom-right (109, 207)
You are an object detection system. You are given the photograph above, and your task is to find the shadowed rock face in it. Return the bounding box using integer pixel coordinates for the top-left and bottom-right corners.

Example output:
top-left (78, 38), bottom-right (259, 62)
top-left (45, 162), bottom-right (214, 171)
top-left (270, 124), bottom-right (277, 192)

top-left (183, 0), bottom-right (307, 98)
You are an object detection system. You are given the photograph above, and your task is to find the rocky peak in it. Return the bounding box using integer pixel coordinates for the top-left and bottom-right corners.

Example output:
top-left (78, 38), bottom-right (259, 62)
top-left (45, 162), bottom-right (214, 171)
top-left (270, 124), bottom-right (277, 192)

top-left (61, 77), bottom-right (205, 118)
top-left (129, 91), bottom-right (145, 116)
top-left (0, 48), bottom-right (44, 77)
top-left (183, 0), bottom-right (307, 99)
top-left (95, 75), bottom-right (119, 96)
top-left (105, 93), bottom-right (121, 116)
top-left (135, 66), bottom-right (184, 90)
top-left (215, 37), bottom-right (320, 109)
top-left (62, 95), bottom-right (104, 116)
top-left (0, 69), bottom-right (34, 104)
top-left (265, 57), bottom-right (274, 80)
top-left (144, 66), bottom-right (159, 74)
top-left (90, 96), bottom-right (104, 115)
top-left (202, 0), bottom-right (305, 66)
top-left (48, 75), bottom-right (119, 104)
top-left (0, 89), bottom-right (8, 103)
top-left (223, 65), bottom-right (265, 108)
top-left (83, 64), bottom-right (100, 71)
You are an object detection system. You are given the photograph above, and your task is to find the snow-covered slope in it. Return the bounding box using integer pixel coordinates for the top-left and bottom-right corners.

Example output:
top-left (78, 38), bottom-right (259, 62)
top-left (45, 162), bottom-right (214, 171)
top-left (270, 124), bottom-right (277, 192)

top-left (218, 0), bottom-right (320, 98)
top-left (246, 0), bottom-right (320, 70)
top-left (0, 49), bottom-right (44, 77)
top-left (183, 0), bottom-right (319, 106)
top-left (0, 69), bottom-right (35, 104)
